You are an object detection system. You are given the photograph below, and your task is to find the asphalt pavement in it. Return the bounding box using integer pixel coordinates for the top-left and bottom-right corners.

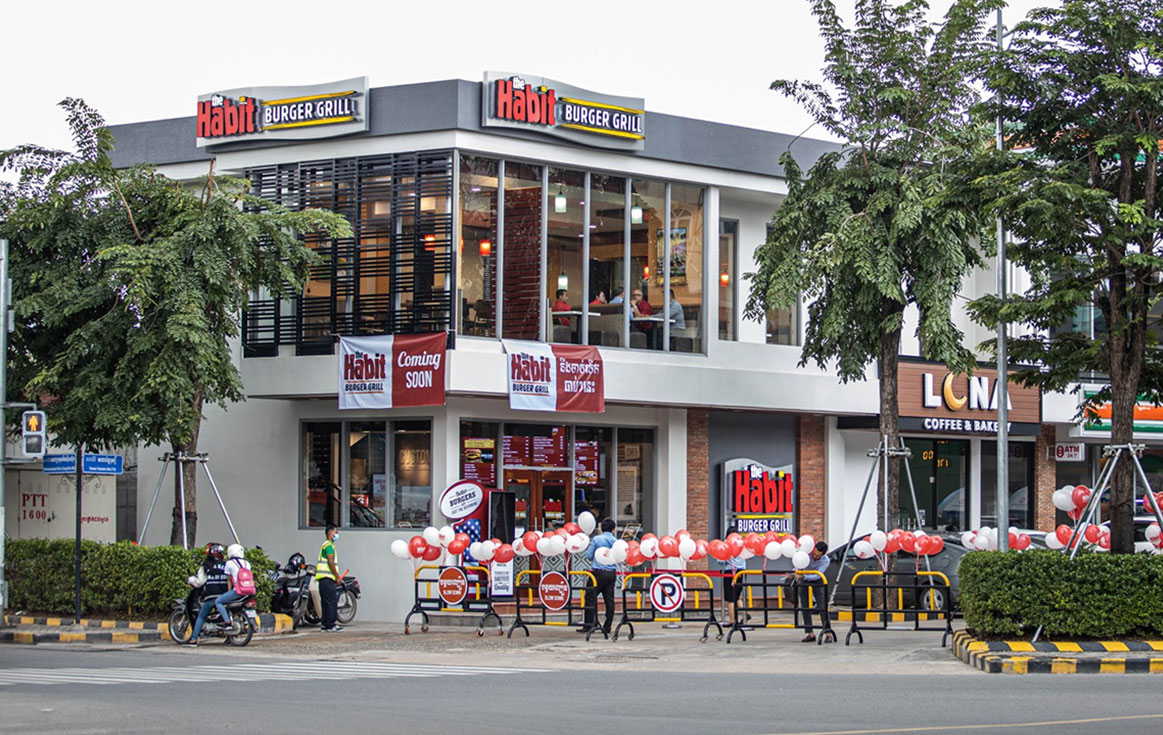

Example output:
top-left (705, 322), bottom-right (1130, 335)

top-left (1, 625), bottom-right (1161, 734)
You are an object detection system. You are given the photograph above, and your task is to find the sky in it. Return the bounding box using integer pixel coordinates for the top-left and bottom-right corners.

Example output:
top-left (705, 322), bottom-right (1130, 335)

top-left (1, 0), bottom-right (1050, 156)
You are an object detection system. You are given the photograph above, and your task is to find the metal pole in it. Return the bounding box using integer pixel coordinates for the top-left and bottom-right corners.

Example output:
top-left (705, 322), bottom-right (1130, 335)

top-left (1130, 445), bottom-right (1163, 530)
top-left (136, 454), bottom-right (171, 545)
top-left (200, 458), bottom-right (239, 545)
top-left (74, 444), bottom-right (83, 624)
top-left (0, 238), bottom-right (8, 616)
top-left (828, 443), bottom-right (882, 606)
top-left (994, 6), bottom-right (1010, 552)
top-left (177, 453), bottom-right (188, 550)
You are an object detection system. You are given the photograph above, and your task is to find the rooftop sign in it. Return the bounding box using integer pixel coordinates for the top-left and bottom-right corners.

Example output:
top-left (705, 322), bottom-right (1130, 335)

top-left (195, 77), bottom-right (369, 147)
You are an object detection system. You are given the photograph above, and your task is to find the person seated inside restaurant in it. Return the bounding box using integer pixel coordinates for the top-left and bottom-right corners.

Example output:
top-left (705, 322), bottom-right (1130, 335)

top-left (609, 286), bottom-right (625, 305)
top-left (668, 288), bottom-right (685, 329)
top-left (554, 289), bottom-right (572, 327)
top-left (590, 290), bottom-right (607, 306)
top-left (631, 289), bottom-right (652, 320)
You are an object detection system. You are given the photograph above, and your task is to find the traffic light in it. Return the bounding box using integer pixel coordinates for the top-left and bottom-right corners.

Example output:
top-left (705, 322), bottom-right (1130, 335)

top-left (21, 410), bottom-right (45, 458)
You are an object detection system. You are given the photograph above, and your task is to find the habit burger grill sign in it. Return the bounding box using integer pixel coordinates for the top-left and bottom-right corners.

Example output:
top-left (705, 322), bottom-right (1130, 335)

top-left (195, 77), bottom-right (369, 147)
top-left (338, 333), bottom-right (446, 410)
top-left (897, 360), bottom-right (1041, 436)
top-left (483, 72), bottom-right (646, 151)
top-left (721, 458), bottom-right (796, 537)
top-left (503, 340), bottom-right (604, 413)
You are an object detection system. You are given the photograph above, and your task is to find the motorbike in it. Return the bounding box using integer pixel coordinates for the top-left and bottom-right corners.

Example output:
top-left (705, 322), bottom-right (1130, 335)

top-left (269, 552), bottom-right (314, 629)
top-left (168, 585), bottom-right (258, 646)
top-left (303, 571), bottom-right (362, 626)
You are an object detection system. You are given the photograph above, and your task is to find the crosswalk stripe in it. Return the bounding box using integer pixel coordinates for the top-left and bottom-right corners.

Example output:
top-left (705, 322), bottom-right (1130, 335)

top-left (0, 661), bottom-right (548, 687)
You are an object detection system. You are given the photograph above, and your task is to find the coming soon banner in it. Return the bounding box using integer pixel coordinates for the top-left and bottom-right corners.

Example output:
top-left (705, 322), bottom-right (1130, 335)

top-left (503, 340), bottom-right (604, 413)
top-left (338, 333), bottom-right (446, 409)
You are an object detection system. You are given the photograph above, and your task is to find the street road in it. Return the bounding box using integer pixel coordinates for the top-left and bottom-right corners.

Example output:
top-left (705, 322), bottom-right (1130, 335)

top-left (1, 641), bottom-right (1161, 735)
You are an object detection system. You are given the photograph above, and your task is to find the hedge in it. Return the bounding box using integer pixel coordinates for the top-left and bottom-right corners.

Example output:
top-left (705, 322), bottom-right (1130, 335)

top-left (960, 549), bottom-right (1163, 639)
top-left (3, 539), bottom-right (274, 619)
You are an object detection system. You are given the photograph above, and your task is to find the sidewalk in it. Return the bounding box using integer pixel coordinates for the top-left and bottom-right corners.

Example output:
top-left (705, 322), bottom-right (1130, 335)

top-left (0, 613), bottom-right (294, 645)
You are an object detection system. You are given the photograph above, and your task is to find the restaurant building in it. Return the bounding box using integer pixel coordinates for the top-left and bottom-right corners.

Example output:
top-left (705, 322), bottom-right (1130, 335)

top-left (97, 74), bottom-right (1085, 620)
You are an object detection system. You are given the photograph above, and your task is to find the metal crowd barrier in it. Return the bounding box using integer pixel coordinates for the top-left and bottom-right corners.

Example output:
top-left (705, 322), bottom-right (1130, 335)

top-left (844, 570), bottom-right (954, 647)
top-left (611, 571), bottom-right (724, 643)
top-left (726, 569), bottom-right (836, 644)
top-left (507, 569), bottom-right (607, 640)
top-left (404, 564), bottom-right (503, 637)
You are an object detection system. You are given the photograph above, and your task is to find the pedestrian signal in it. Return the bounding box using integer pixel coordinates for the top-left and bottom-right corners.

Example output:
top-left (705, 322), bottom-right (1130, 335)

top-left (21, 410), bottom-right (45, 458)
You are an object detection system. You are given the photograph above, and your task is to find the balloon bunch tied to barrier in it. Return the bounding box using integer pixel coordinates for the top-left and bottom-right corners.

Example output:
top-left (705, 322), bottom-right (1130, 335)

top-left (847, 529), bottom-right (945, 562)
top-left (390, 525), bottom-right (519, 567)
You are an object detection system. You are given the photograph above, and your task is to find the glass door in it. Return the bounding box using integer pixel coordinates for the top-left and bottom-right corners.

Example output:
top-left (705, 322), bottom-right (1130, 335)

top-left (504, 468), bottom-right (573, 535)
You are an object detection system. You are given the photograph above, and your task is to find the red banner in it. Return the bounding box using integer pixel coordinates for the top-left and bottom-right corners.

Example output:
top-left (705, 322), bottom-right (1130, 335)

top-left (503, 340), bottom-right (604, 413)
top-left (338, 332), bottom-right (446, 409)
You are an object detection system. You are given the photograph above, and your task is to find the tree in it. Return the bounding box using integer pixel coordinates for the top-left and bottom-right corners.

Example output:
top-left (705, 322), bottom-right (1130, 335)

top-left (968, 0), bottom-right (1163, 553)
top-left (746, 0), bottom-right (999, 529)
top-left (0, 99), bottom-right (351, 547)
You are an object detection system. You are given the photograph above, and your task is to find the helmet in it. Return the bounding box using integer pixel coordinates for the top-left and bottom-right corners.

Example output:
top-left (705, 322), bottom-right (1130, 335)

top-left (287, 552), bottom-right (306, 570)
top-left (226, 543), bottom-right (245, 560)
top-left (204, 543), bottom-right (225, 561)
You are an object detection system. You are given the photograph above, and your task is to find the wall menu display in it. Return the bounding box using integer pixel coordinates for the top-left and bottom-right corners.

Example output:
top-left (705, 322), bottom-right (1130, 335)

top-left (462, 437), bottom-right (496, 487)
top-left (531, 428), bottom-right (566, 467)
top-left (575, 441), bottom-right (599, 485)
top-left (502, 435), bottom-right (530, 466)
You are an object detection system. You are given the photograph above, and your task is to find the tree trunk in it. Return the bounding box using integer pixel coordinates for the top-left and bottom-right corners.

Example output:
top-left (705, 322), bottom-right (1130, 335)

top-left (1108, 348), bottom-right (1139, 555)
top-left (168, 393), bottom-right (203, 548)
top-left (877, 325), bottom-right (902, 531)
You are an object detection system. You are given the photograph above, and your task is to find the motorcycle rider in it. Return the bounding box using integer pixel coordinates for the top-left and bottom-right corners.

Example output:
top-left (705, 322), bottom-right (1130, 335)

top-left (185, 543), bottom-right (253, 647)
top-left (182, 543), bottom-right (228, 647)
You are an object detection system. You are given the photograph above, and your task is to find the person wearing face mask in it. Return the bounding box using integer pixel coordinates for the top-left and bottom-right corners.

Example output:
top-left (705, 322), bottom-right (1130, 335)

top-left (315, 524), bottom-right (343, 632)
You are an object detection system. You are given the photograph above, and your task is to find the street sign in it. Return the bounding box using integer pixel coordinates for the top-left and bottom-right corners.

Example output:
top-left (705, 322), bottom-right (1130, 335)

top-left (438, 567), bottom-right (468, 606)
top-left (650, 573), bottom-right (685, 613)
top-left (43, 453), bottom-right (124, 475)
top-left (538, 571), bottom-right (570, 611)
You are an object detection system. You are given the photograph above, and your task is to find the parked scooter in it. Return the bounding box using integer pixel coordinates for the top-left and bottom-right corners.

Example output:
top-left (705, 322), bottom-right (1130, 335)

top-left (168, 584), bottom-right (258, 646)
top-left (269, 552), bottom-right (314, 629)
top-left (303, 571), bottom-right (362, 626)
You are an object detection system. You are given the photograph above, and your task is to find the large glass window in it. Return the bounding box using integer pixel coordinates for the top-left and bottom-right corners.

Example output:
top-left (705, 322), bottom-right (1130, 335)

top-left (719, 220), bottom-right (737, 341)
top-left (616, 428), bottom-right (655, 532)
top-left (981, 441), bottom-right (1035, 529)
top-left (630, 179), bottom-right (666, 351)
top-left (301, 419), bottom-right (431, 529)
top-left (502, 162), bottom-right (543, 340)
top-left (901, 439), bottom-right (969, 532)
top-left (587, 175), bottom-right (627, 347)
top-left (459, 156), bottom-right (498, 337)
top-left (547, 169), bottom-right (585, 344)
top-left (575, 427), bottom-right (613, 520)
top-left (667, 184), bottom-right (705, 353)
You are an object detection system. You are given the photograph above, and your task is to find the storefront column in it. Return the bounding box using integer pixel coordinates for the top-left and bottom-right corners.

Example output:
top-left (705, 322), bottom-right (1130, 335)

top-left (685, 409), bottom-right (709, 569)
top-left (1033, 423), bottom-right (1057, 532)
top-left (797, 414), bottom-right (826, 541)
top-left (656, 408), bottom-right (687, 567)
top-left (969, 438), bottom-right (982, 530)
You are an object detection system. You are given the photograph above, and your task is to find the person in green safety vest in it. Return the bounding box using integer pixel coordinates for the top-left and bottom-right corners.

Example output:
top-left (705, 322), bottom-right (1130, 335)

top-left (315, 524), bottom-right (342, 632)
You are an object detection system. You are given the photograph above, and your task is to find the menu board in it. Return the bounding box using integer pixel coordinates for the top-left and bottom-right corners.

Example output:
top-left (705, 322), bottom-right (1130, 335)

top-left (531, 428), bottom-right (567, 467)
top-left (502, 435), bottom-right (530, 466)
top-left (462, 437), bottom-right (496, 487)
top-left (575, 441), bottom-right (599, 485)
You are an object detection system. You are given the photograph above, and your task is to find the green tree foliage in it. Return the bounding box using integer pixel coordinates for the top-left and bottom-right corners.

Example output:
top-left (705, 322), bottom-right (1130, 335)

top-left (0, 99), bottom-right (351, 547)
top-left (746, 0), bottom-right (998, 524)
top-left (968, 1), bottom-right (1163, 553)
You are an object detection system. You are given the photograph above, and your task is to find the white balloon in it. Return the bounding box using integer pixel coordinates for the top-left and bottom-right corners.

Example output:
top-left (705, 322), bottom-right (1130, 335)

top-left (439, 526), bottom-right (456, 547)
top-left (594, 547), bottom-right (613, 566)
top-left (468, 541), bottom-right (483, 559)
top-left (764, 541), bottom-right (783, 560)
top-left (678, 537), bottom-right (697, 560)
top-left (640, 538), bottom-right (659, 559)
top-left (514, 539), bottom-right (534, 556)
top-left (853, 540), bottom-right (875, 560)
top-left (610, 539), bottom-right (629, 563)
top-left (423, 526), bottom-right (441, 546)
top-left (564, 534), bottom-right (583, 554)
top-left (870, 530), bottom-right (887, 552)
top-left (578, 511), bottom-right (597, 535)
top-left (792, 551), bottom-right (811, 570)
top-left (536, 537), bottom-right (553, 556)
top-left (391, 539), bottom-right (411, 560)
top-left (478, 541), bottom-right (496, 562)
top-left (548, 535), bottom-right (567, 556)
top-left (780, 539), bottom-right (798, 557)
top-left (961, 532), bottom-right (976, 549)
top-left (798, 534), bottom-right (816, 553)
top-left (974, 534), bottom-right (992, 551)
top-left (1052, 487), bottom-right (1076, 512)
top-left (1147, 524), bottom-right (1162, 541)
top-left (740, 547), bottom-right (756, 560)
top-left (1044, 533), bottom-right (1065, 550)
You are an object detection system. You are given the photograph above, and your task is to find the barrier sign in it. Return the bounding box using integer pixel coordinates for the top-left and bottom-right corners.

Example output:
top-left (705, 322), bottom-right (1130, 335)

top-left (438, 567), bottom-right (468, 606)
top-left (538, 571), bottom-right (570, 611)
top-left (650, 573), bottom-right (684, 613)
top-left (491, 560), bottom-right (514, 596)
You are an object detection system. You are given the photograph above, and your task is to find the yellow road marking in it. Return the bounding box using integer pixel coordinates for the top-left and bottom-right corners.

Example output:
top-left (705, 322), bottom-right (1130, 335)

top-left (760, 713), bottom-right (1163, 735)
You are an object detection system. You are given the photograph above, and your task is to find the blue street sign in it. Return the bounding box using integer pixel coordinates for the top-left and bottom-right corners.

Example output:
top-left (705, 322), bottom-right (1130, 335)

top-left (42, 453), bottom-right (124, 475)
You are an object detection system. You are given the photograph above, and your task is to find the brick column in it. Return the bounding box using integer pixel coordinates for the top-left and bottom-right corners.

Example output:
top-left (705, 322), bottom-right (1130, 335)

top-left (1033, 423), bottom-right (1057, 532)
top-left (685, 409), bottom-right (709, 570)
top-left (797, 415), bottom-right (827, 542)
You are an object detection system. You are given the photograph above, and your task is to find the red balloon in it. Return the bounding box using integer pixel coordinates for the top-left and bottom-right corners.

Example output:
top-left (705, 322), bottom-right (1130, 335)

top-left (563, 522), bottom-right (582, 535)
top-left (1015, 534), bottom-right (1031, 551)
top-left (929, 536), bottom-right (945, 554)
top-left (764, 531), bottom-right (780, 546)
top-left (448, 539), bottom-right (468, 555)
top-left (900, 532), bottom-right (917, 554)
top-left (1055, 524), bottom-right (1072, 545)
top-left (1083, 524), bottom-right (1100, 543)
top-left (726, 535), bottom-right (744, 557)
top-left (522, 531), bottom-right (540, 553)
top-left (625, 549), bottom-right (646, 567)
top-left (641, 533), bottom-right (658, 542)
top-left (494, 543), bottom-right (516, 564)
top-left (914, 536), bottom-right (931, 555)
top-left (1071, 486), bottom-right (1091, 509)
top-left (693, 539), bottom-right (709, 561)
top-left (658, 535), bottom-right (680, 558)
top-left (708, 540), bottom-right (731, 561)
top-left (676, 529), bottom-right (691, 541)
top-left (1098, 531), bottom-right (1111, 550)
top-left (1067, 507), bottom-right (1083, 521)
top-left (408, 536), bottom-right (428, 558)
top-left (1008, 531), bottom-right (1018, 549)
top-left (884, 536), bottom-right (901, 554)
top-left (422, 544), bottom-right (443, 561)
top-left (743, 533), bottom-right (765, 555)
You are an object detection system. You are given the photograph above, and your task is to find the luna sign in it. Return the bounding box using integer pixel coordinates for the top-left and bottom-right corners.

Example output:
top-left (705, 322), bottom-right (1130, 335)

top-left (720, 458), bottom-right (796, 537)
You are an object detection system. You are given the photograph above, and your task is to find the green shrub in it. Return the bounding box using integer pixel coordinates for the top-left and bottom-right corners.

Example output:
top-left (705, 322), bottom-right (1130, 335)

top-left (960, 549), bottom-right (1163, 639)
top-left (3, 539), bottom-right (274, 619)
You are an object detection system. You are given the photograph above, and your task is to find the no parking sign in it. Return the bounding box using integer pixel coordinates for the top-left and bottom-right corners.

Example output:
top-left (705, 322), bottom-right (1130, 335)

top-left (650, 573), bottom-right (684, 613)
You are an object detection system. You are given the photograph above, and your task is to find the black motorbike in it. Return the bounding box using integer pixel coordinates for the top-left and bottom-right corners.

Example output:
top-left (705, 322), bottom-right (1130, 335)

top-left (269, 552), bottom-right (314, 629)
top-left (168, 585), bottom-right (258, 646)
top-left (303, 573), bottom-right (362, 626)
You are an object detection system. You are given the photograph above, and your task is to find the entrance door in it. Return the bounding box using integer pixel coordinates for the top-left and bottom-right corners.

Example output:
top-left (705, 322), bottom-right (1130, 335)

top-left (505, 469), bottom-right (573, 536)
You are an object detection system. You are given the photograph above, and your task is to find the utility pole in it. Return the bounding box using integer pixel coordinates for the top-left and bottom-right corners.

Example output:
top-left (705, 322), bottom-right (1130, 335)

top-left (0, 238), bottom-right (7, 612)
top-left (995, 7), bottom-right (1011, 550)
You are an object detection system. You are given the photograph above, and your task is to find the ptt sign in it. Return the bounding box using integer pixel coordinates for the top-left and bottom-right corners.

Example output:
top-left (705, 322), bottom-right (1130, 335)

top-left (721, 458), bottom-right (796, 537)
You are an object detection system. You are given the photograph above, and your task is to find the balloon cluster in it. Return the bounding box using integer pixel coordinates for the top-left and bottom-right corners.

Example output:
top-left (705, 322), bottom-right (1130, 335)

top-left (1051, 484), bottom-right (1092, 521)
top-left (706, 532), bottom-right (817, 570)
top-left (390, 525), bottom-right (519, 565)
top-left (1046, 522), bottom-right (1110, 550)
top-left (961, 527), bottom-right (1032, 551)
top-left (850, 529), bottom-right (945, 560)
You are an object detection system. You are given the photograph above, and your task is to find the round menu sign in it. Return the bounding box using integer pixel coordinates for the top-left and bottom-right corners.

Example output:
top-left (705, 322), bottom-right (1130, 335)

top-left (438, 567), bottom-right (468, 606)
top-left (538, 571), bottom-right (570, 611)
top-left (439, 480), bottom-right (485, 520)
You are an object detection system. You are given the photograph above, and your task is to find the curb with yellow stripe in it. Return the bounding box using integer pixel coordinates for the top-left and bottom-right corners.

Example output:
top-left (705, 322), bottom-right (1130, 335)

top-left (0, 613), bottom-right (294, 645)
top-left (830, 610), bottom-right (943, 624)
top-left (953, 630), bottom-right (1163, 674)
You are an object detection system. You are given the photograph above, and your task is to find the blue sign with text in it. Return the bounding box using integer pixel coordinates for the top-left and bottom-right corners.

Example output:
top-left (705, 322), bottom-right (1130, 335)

top-left (43, 453), bottom-right (124, 475)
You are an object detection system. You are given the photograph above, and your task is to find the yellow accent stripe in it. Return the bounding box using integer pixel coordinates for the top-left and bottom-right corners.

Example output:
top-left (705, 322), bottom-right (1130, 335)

top-left (59, 633), bottom-right (87, 642)
top-left (734, 514), bottom-right (791, 519)
top-left (265, 116), bottom-right (355, 131)
top-left (263, 90), bottom-right (357, 106)
top-left (46, 617), bottom-right (61, 626)
top-left (1151, 659), bottom-right (1163, 673)
top-left (101, 620), bottom-right (115, 629)
top-left (1101, 641), bottom-right (1130, 652)
top-left (14, 632), bottom-right (34, 644)
top-left (128, 622), bottom-right (144, 630)
top-left (1051, 658), bottom-right (1077, 674)
top-left (1007, 641), bottom-right (1036, 652)
top-left (1055, 642), bottom-right (1082, 652)
top-left (544, 621), bottom-right (567, 627)
top-left (1100, 659), bottom-right (1125, 673)
top-left (111, 632), bottom-right (138, 644)
top-left (559, 96), bottom-right (644, 114)
top-left (559, 123), bottom-right (644, 140)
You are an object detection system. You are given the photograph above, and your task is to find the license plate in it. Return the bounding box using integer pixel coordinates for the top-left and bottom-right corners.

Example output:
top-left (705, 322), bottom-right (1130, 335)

top-left (245, 610), bottom-right (258, 619)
